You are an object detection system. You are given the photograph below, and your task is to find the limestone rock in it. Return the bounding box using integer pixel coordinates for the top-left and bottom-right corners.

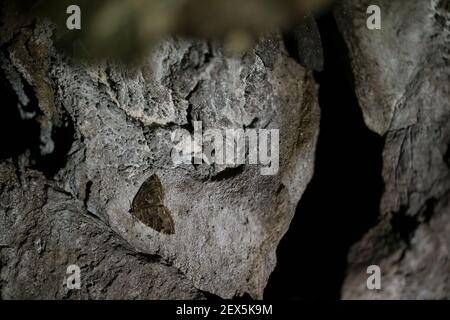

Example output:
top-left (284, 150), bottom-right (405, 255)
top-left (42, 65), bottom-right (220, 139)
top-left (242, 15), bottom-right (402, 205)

top-left (0, 3), bottom-right (319, 298)
top-left (335, 0), bottom-right (450, 299)
top-left (0, 161), bottom-right (204, 299)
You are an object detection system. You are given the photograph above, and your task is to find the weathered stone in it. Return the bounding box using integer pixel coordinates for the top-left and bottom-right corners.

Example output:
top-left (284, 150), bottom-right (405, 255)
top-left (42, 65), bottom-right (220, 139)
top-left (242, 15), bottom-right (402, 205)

top-left (335, 0), bottom-right (450, 299)
top-left (0, 160), bottom-right (204, 299)
top-left (0, 2), bottom-right (320, 298)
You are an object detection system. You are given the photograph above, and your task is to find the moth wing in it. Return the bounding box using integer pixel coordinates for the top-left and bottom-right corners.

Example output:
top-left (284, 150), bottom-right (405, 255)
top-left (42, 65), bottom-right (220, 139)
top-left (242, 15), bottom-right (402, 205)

top-left (132, 175), bottom-right (163, 210)
top-left (131, 174), bottom-right (174, 234)
top-left (160, 206), bottom-right (175, 234)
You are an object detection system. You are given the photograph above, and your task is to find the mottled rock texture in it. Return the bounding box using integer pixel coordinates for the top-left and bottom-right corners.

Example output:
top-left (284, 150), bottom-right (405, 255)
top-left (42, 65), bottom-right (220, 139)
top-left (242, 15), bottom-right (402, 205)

top-left (0, 161), bottom-right (204, 299)
top-left (0, 1), bottom-right (319, 299)
top-left (1, 0), bottom-right (449, 300)
top-left (336, 0), bottom-right (450, 299)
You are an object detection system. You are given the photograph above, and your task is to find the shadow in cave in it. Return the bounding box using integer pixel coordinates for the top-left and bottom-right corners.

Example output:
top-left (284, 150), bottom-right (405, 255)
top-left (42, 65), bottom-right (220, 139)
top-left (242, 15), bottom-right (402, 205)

top-left (0, 63), bottom-right (74, 178)
top-left (0, 66), bottom-right (40, 160)
top-left (264, 11), bottom-right (385, 299)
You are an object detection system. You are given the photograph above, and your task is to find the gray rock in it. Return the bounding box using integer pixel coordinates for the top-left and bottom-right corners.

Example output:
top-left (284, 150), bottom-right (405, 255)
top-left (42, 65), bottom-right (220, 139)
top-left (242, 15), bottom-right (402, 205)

top-left (0, 7), bottom-right (320, 298)
top-left (335, 0), bottom-right (450, 299)
top-left (0, 160), bottom-right (204, 299)
top-left (288, 16), bottom-right (324, 72)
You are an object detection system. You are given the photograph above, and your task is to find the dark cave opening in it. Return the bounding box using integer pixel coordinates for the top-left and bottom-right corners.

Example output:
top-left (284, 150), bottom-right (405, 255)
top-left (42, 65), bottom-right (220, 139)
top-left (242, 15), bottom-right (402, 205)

top-left (0, 66), bottom-right (74, 178)
top-left (264, 11), bottom-right (385, 299)
top-left (445, 142), bottom-right (450, 169)
top-left (33, 113), bottom-right (75, 179)
top-left (0, 67), bottom-right (41, 161)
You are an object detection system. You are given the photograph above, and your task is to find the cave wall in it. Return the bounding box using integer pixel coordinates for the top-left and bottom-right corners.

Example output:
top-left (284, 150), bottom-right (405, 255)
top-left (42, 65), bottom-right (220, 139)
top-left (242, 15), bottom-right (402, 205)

top-left (0, 0), bottom-right (449, 299)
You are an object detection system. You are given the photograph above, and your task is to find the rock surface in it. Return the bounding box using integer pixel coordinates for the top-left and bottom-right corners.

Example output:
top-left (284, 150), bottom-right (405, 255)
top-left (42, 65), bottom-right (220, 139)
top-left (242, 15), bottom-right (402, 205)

top-left (1, 0), bottom-right (449, 300)
top-left (335, 0), bottom-right (450, 299)
top-left (0, 1), bottom-right (320, 299)
top-left (0, 161), bottom-right (204, 299)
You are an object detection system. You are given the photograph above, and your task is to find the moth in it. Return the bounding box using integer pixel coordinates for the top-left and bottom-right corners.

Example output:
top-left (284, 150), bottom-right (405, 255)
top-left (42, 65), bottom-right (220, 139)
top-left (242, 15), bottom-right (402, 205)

top-left (130, 174), bottom-right (175, 235)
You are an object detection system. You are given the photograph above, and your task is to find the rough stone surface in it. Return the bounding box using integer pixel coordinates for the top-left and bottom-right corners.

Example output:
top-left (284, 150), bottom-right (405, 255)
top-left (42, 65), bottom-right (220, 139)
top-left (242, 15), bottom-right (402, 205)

top-left (3, 0), bottom-right (448, 300)
top-left (335, 0), bottom-right (450, 299)
top-left (0, 2), bottom-right (320, 299)
top-left (0, 160), bottom-right (204, 299)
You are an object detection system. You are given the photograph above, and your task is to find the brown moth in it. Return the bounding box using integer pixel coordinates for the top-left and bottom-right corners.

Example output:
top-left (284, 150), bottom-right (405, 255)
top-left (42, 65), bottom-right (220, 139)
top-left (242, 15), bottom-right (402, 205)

top-left (130, 174), bottom-right (175, 234)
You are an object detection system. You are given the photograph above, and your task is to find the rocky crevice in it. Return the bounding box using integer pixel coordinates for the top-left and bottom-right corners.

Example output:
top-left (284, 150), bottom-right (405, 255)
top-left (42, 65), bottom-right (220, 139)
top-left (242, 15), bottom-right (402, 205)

top-left (265, 11), bottom-right (384, 300)
top-left (0, 0), bottom-right (448, 300)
